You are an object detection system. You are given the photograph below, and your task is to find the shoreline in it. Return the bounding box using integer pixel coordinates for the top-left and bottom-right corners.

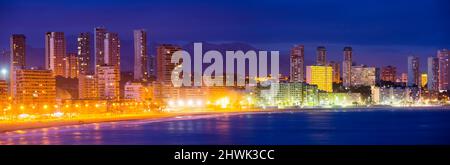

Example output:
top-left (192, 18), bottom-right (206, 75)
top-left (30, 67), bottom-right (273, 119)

top-left (1, 106), bottom-right (450, 133)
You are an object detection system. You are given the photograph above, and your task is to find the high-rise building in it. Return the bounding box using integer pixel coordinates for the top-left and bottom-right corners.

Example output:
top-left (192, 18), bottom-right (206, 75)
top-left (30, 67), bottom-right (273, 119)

top-left (156, 44), bottom-right (182, 85)
top-left (77, 32), bottom-right (90, 74)
top-left (78, 74), bottom-right (97, 99)
top-left (438, 49), bottom-right (449, 91)
top-left (427, 57), bottom-right (439, 91)
top-left (351, 65), bottom-right (376, 86)
top-left (328, 61), bottom-right (340, 83)
top-left (316, 46), bottom-right (327, 66)
top-left (104, 32), bottom-right (120, 68)
top-left (421, 73), bottom-right (427, 88)
top-left (133, 29), bottom-right (148, 81)
top-left (407, 56), bottom-right (420, 86)
top-left (13, 69), bottom-right (56, 104)
top-left (289, 45), bottom-right (304, 82)
top-left (10, 34), bottom-right (26, 69)
top-left (381, 65), bottom-right (397, 82)
top-left (0, 80), bottom-right (7, 103)
top-left (96, 65), bottom-right (120, 100)
top-left (64, 53), bottom-right (79, 78)
top-left (342, 47), bottom-right (353, 87)
top-left (306, 65), bottom-right (333, 92)
top-left (10, 34), bottom-right (26, 97)
top-left (94, 27), bottom-right (107, 68)
top-left (45, 32), bottom-right (66, 77)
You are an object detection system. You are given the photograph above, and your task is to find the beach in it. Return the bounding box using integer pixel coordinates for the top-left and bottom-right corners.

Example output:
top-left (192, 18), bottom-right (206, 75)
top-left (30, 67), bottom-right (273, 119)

top-left (1, 106), bottom-right (449, 133)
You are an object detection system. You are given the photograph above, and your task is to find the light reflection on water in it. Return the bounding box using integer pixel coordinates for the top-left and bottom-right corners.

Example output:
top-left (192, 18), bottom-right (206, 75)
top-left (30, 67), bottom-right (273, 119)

top-left (1, 109), bottom-right (450, 145)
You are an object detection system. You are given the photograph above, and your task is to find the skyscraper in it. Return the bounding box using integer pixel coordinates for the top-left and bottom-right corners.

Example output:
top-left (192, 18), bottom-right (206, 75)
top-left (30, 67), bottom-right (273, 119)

top-left (94, 27), bottom-right (107, 69)
top-left (427, 57), bottom-right (439, 91)
top-left (306, 65), bottom-right (333, 92)
top-left (381, 65), bottom-right (397, 82)
top-left (133, 29), bottom-right (148, 81)
top-left (438, 49), bottom-right (449, 91)
top-left (45, 32), bottom-right (66, 77)
top-left (78, 74), bottom-right (97, 99)
top-left (104, 32), bottom-right (120, 68)
top-left (407, 56), bottom-right (420, 86)
top-left (0, 80), bottom-right (7, 103)
top-left (328, 61), bottom-right (340, 83)
top-left (156, 44), bottom-right (182, 85)
top-left (77, 32), bottom-right (90, 74)
top-left (342, 47), bottom-right (352, 87)
top-left (289, 45), bottom-right (304, 82)
top-left (316, 46), bottom-right (327, 66)
top-left (10, 34), bottom-right (26, 69)
top-left (10, 34), bottom-right (26, 97)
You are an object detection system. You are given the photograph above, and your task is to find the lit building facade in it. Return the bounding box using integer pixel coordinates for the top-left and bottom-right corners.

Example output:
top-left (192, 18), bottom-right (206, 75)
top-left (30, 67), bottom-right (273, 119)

top-left (351, 65), bottom-right (376, 86)
top-left (94, 27), bottom-right (107, 69)
top-left (13, 69), bottom-right (56, 104)
top-left (342, 47), bottom-right (352, 87)
top-left (124, 82), bottom-right (144, 101)
top-left (371, 86), bottom-right (420, 105)
top-left (328, 61), bottom-right (340, 83)
top-left (148, 55), bottom-right (156, 81)
top-left (306, 65), bottom-right (333, 92)
top-left (318, 92), bottom-right (362, 106)
top-left (77, 32), bottom-right (90, 74)
top-left (421, 73), bottom-right (427, 88)
top-left (64, 53), bottom-right (79, 78)
top-left (10, 34), bottom-right (26, 97)
top-left (427, 57), bottom-right (439, 91)
top-left (78, 74), bottom-right (97, 99)
top-left (124, 82), bottom-right (153, 102)
top-left (133, 29), bottom-right (148, 81)
top-left (407, 56), bottom-right (420, 86)
top-left (104, 32), bottom-right (120, 67)
top-left (0, 80), bottom-right (7, 103)
top-left (45, 32), bottom-right (66, 77)
top-left (10, 34), bottom-right (26, 69)
top-left (96, 65), bottom-right (120, 100)
top-left (290, 45), bottom-right (304, 82)
top-left (381, 65), bottom-right (397, 82)
top-left (438, 49), bottom-right (449, 91)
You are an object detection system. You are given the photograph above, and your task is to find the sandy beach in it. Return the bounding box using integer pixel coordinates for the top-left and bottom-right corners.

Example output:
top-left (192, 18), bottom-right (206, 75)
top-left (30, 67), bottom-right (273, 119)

top-left (0, 109), bottom-right (270, 133)
top-left (1, 106), bottom-right (449, 133)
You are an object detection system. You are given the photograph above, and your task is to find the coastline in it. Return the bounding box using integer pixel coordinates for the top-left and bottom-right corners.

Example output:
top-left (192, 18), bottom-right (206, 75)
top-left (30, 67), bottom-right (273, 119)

top-left (1, 106), bottom-right (450, 133)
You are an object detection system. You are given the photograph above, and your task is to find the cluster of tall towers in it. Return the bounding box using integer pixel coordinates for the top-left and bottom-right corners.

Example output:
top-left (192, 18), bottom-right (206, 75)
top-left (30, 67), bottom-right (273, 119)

top-left (289, 45), bottom-right (353, 87)
top-left (289, 44), bottom-right (450, 93)
top-left (8, 27), bottom-right (152, 100)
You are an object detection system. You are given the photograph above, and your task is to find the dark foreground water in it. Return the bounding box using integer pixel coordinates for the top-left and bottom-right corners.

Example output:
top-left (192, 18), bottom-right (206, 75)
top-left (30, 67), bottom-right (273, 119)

top-left (1, 109), bottom-right (450, 145)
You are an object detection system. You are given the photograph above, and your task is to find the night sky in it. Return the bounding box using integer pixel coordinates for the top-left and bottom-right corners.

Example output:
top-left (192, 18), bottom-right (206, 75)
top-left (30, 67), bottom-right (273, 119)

top-left (0, 0), bottom-right (449, 74)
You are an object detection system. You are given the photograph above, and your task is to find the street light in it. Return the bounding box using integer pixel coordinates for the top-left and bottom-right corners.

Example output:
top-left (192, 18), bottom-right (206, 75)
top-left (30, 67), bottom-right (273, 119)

top-left (1, 68), bottom-right (7, 80)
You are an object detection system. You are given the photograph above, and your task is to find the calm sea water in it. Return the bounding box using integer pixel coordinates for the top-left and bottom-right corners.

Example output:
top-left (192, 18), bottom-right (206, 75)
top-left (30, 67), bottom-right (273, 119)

top-left (1, 108), bottom-right (450, 145)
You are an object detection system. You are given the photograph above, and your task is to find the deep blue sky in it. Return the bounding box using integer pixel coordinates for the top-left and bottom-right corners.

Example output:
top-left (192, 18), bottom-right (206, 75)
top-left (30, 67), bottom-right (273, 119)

top-left (0, 0), bottom-right (449, 73)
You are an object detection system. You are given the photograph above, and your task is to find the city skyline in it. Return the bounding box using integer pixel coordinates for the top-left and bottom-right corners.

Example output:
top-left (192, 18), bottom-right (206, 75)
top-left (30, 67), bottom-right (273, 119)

top-left (0, 0), bottom-right (449, 74)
